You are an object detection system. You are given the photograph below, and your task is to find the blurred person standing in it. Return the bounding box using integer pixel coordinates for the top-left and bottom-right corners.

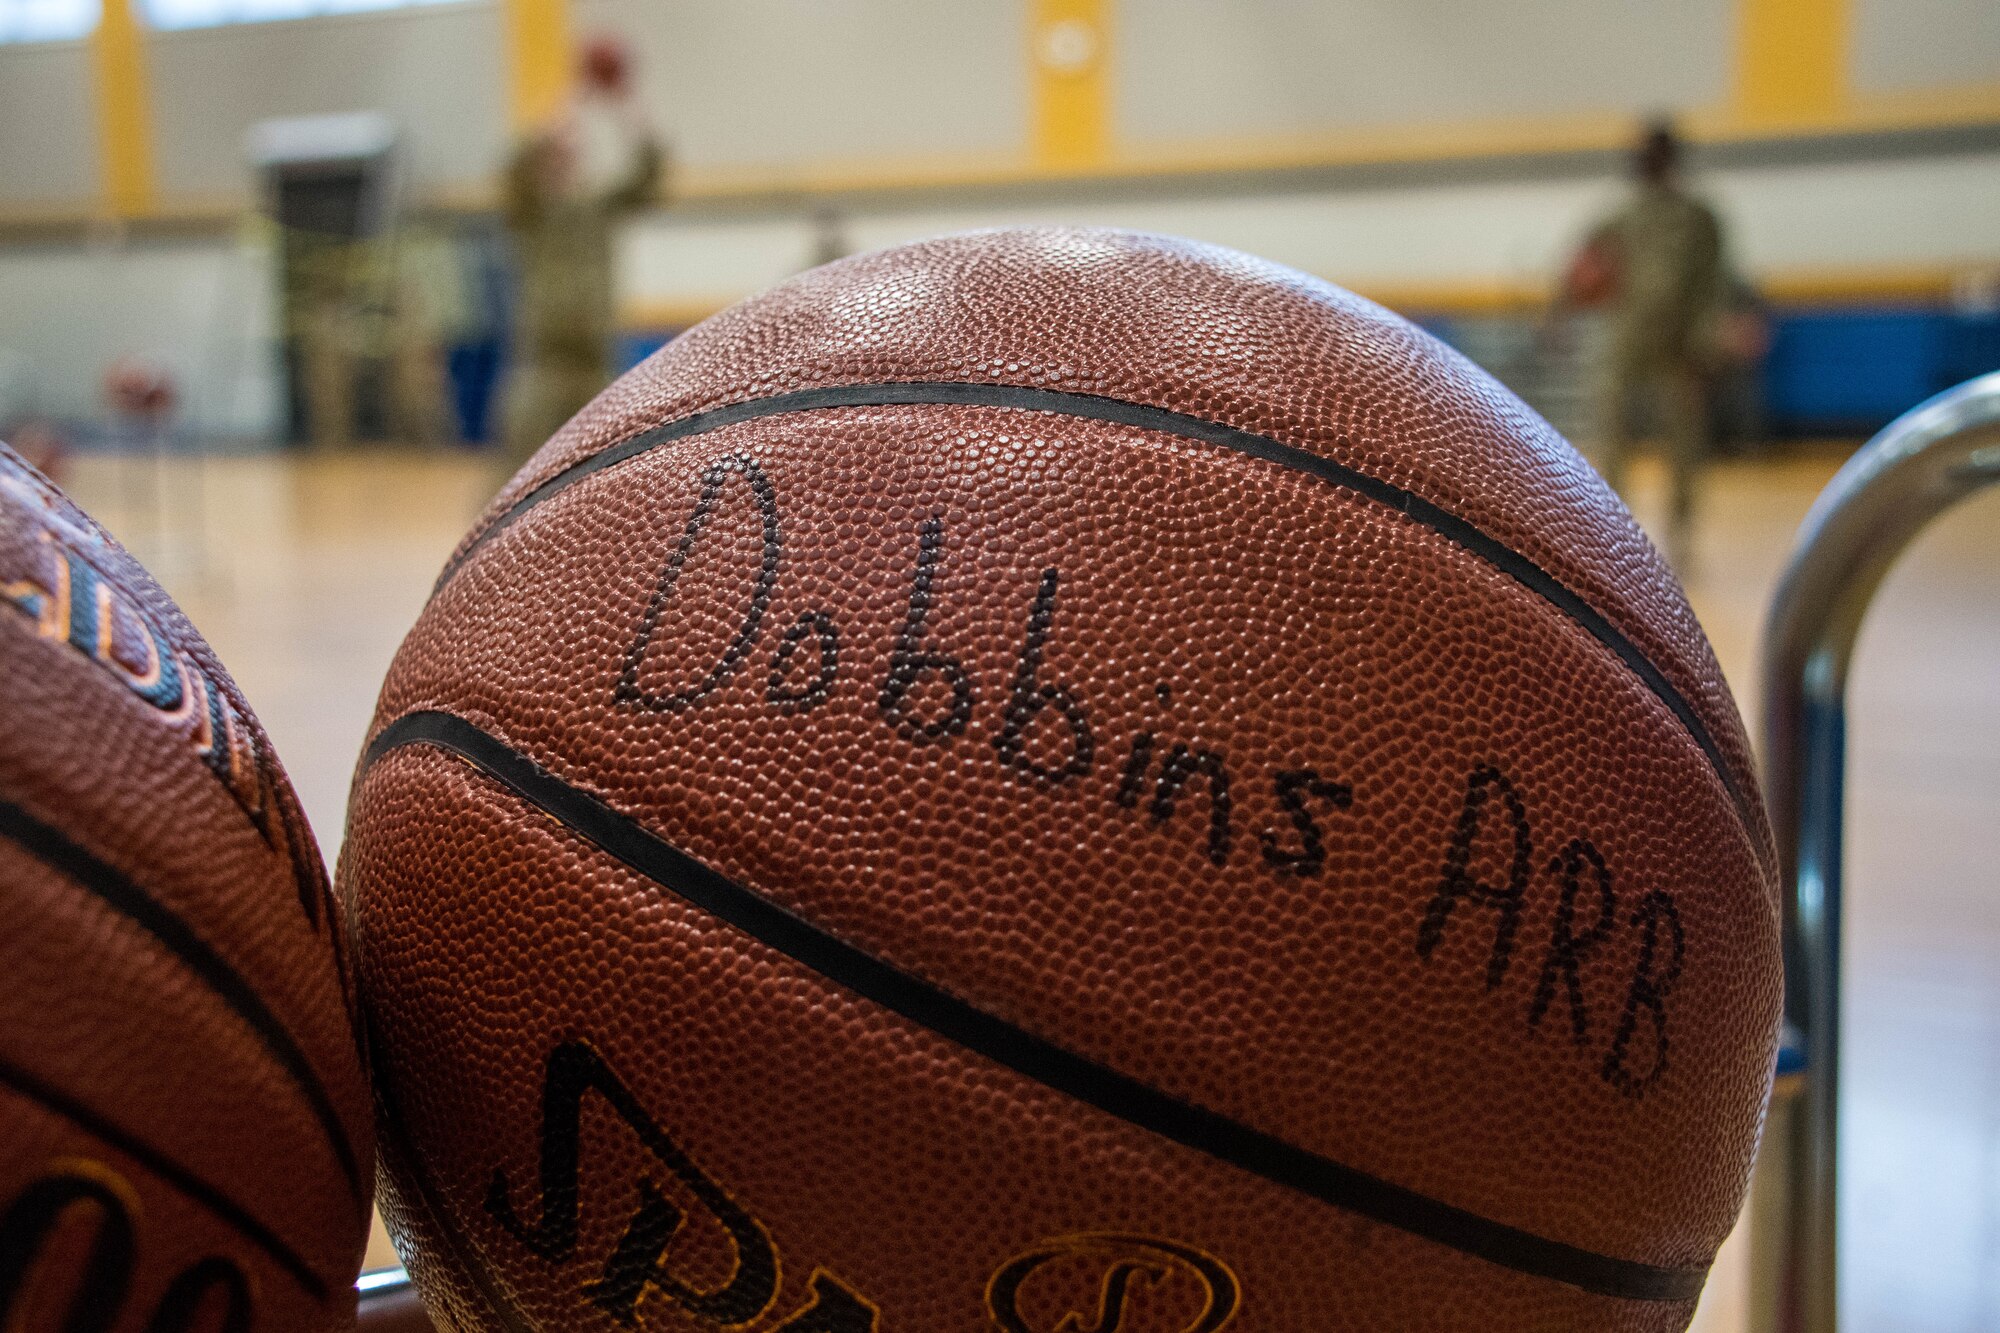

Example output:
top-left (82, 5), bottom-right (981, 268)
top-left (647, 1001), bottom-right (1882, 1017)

top-left (285, 229), bottom-right (364, 450)
top-left (501, 34), bottom-right (665, 479)
top-left (386, 219), bottom-right (470, 448)
top-left (1565, 119), bottom-right (1727, 570)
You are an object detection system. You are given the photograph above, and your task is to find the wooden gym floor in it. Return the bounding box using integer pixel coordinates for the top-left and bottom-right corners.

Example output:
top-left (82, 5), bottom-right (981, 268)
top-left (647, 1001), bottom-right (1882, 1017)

top-left (59, 443), bottom-right (2000, 1333)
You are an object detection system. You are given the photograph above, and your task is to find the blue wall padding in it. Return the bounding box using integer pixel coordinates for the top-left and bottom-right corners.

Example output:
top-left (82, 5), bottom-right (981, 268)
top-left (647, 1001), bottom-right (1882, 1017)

top-left (447, 339), bottom-right (505, 444)
top-left (618, 333), bottom-right (673, 374)
top-left (1764, 309), bottom-right (1953, 435)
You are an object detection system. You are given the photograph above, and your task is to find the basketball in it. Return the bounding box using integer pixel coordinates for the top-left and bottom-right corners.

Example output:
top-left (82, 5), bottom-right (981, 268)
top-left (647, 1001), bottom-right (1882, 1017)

top-left (0, 447), bottom-right (373, 1326)
top-left (102, 359), bottom-right (178, 422)
top-left (345, 228), bottom-right (1781, 1330)
top-left (580, 36), bottom-right (631, 96)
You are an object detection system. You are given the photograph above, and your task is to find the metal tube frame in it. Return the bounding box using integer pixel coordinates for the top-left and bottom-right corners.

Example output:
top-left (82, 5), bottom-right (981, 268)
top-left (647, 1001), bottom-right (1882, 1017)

top-left (1754, 371), bottom-right (2000, 1333)
top-left (357, 1267), bottom-right (425, 1329)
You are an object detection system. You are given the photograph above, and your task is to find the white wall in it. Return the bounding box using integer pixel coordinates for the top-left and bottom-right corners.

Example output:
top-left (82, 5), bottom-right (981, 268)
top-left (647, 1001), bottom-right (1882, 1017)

top-left (2, 0), bottom-right (1997, 437)
top-left (0, 0), bottom-right (1993, 216)
top-left (1853, 0), bottom-right (2000, 94)
top-left (577, 0), bottom-right (1026, 173)
top-left (620, 150), bottom-right (2000, 313)
top-left (1119, 0), bottom-right (1735, 145)
top-left (149, 2), bottom-right (510, 200)
top-left (0, 40), bottom-right (99, 206)
top-left (0, 234), bottom-right (277, 437)
top-left (4, 146), bottom-right (1988, 440)
top-left (1721, 152), bottom-right (2000, 273)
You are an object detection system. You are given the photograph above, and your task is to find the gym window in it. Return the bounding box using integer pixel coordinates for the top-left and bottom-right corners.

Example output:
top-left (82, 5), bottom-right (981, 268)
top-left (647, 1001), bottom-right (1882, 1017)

top-left (0, 0), bottom-right (97, 43)
top-left (143, 0), bottom-right (466, 33)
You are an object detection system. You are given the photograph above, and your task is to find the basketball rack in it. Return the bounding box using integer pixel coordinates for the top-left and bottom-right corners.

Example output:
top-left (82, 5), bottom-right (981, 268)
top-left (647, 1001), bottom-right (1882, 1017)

top-left (1750, 371), bottom-right (2000, 1333)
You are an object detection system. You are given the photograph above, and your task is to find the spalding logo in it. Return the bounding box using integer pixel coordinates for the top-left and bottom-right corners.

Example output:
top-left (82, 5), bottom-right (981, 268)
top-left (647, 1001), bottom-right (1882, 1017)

top-left (986, 1233), bottom-right (1239, 1333)
top-left (0, 462), bottom-right (330, 930)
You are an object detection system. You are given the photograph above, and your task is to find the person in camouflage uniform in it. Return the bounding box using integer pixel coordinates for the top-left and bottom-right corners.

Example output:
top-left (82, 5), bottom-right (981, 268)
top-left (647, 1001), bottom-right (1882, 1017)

top-left (500, 44), bottom-right (664, 479)
top-left (283, 229), bottom-right (364, 450)
top-left (385, 219), bottom-right (469, 448)
top-left (1578, 120), bottom-right (1727, 570)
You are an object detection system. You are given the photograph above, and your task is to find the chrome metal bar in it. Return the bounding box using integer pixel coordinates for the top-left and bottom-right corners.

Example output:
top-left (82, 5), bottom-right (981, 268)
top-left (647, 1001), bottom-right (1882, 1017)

top-left (1753, 371), bottom-right (2000, 1333)
top-left (357, 1267), bottom-right (431, 1331)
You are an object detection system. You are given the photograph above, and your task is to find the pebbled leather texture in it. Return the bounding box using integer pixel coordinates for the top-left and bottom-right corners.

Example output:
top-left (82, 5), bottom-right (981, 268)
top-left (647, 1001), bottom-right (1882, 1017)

top-left (0, 444), bottom-right (373, 1330)
top-left (348, 228), bottom-right (1780, 1332)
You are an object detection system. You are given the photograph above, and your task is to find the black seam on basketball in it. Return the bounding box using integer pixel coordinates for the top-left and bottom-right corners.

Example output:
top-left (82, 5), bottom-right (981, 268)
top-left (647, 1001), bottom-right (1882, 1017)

top-left (0, 1054), bottom-right (329, 1301)
top-left (440, 381), bottom-right (1750, 829)
top-left (362, 710), bottom-right (1710, 1303)
top-left (0, 799), bottom-right (366, 1211)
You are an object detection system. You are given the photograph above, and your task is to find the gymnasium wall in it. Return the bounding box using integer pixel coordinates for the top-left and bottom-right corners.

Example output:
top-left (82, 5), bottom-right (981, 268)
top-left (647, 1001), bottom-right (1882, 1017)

top-left (621, 154), bottom-right (2000, 318)
top-left (0, 236), bottom-right (277, 437)
top-left (1118, 0), bottom-right (1736, 144)
top-left (574, 0), bottom-right (1026, 174)
top-left (1853, 0), bottom-right (2000, 92)
top-left (148, 2), bottom-right (507, 200)
top-left (0, 41), bottom-right (97, 207)
top-left (0, 0), bottom-right (1995, 437)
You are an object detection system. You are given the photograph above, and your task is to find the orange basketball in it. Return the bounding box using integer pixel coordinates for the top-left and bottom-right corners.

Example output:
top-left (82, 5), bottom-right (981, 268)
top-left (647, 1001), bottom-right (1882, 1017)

top-left (0, 446), bottom-right (372, 1327)
top-left (345, 229), bottom-right (1780, 1331)
top-left (579, 35), bottom-right (631, 95)
top-left (1563, 236), bottom-right (1623, 310)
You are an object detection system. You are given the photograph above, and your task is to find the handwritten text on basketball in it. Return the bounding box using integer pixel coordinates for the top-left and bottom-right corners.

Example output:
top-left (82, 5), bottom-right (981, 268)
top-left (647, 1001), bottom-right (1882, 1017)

top-left (612, 454), bottom-right (1354, 878)
top-left (613, 453), bottom-right (1684, 1094)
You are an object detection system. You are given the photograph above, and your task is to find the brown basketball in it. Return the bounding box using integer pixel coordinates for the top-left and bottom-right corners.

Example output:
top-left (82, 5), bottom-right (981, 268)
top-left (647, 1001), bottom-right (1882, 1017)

top-left (579, 34), bottom-right (631, 95)
top-left (0, 446), bottom-right (373, 1329)
top-left (345, 228), bottom-right (1780, 1332)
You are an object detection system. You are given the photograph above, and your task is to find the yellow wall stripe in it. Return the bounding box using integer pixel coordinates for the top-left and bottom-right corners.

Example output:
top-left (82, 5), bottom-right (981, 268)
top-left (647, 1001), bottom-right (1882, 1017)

top-left (1031, 0), bottom-right (1111, 171)
top-left (1734, 0), bottom-right (1852, 125)
top-left (504, 0), bottom-right (574, 130)
top-left (90, 0), bottom-right (156, 218)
